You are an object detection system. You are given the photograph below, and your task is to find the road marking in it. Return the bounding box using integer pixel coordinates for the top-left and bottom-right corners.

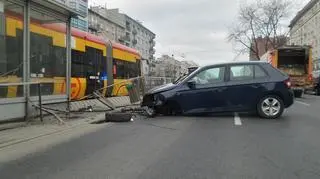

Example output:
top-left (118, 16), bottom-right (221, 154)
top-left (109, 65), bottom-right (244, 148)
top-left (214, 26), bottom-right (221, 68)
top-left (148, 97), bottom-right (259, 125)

top-left (296, 101), bottom-right (310, 106)
top-left (234, 113), bottom-right (242, 126)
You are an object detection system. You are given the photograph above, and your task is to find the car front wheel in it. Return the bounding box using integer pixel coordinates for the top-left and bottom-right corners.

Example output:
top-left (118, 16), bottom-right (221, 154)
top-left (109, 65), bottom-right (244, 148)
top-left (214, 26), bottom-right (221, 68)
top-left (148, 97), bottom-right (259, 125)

top-left (257, 95), bottom-right (284, 119)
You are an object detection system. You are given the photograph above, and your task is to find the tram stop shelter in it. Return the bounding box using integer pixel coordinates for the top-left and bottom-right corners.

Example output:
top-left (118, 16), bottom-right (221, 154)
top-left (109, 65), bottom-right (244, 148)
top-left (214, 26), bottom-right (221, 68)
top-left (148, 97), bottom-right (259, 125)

top-left (0, 0), bottom-right (86, 121)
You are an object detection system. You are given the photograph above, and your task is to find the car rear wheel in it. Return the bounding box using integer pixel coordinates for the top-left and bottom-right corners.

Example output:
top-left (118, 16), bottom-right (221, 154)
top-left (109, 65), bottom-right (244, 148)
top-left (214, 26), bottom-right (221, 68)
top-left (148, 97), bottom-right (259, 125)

top-left (257, 95), bottom-right (284, 119)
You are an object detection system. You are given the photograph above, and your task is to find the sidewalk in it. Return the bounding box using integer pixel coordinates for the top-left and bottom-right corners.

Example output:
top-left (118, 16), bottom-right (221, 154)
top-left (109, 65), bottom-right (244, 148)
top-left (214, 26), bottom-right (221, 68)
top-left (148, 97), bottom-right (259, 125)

top-left (0, 112), bottom-right (105, 149)
top-left (0, 96), bottom-right (137, 150)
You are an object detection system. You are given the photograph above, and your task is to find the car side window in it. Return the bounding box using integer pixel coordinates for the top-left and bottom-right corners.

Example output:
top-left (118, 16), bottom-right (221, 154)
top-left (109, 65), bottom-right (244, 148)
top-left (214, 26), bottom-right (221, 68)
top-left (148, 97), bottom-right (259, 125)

top-left (192, 66), bottom-right (225, 85)
top-left (254, 65), bottom-right (268, 78)
top-left (230, 65), bottom-right (254, 81)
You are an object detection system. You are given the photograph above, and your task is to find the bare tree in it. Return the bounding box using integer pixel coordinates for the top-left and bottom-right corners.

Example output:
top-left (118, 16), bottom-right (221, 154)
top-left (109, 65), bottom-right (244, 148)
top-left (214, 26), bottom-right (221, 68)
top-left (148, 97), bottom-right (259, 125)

top-left (228, 0), bottom-right (291, 60)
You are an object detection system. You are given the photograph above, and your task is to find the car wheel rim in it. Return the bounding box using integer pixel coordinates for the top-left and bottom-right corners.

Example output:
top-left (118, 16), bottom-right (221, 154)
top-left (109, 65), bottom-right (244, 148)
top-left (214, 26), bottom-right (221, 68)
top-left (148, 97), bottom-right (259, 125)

top-left (261, 98), bottom-right (281, 117)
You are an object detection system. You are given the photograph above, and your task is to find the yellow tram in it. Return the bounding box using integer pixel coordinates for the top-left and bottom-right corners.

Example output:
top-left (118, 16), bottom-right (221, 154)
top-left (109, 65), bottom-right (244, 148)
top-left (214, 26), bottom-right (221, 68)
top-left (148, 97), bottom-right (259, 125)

top-left (0, 11), bottom-right (141, 100)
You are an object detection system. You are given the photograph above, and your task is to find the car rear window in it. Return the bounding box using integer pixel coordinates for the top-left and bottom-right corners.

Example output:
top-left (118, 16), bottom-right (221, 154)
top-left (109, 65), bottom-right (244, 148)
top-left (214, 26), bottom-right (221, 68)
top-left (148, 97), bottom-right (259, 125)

top-left (255, 65), bottom-right (268, 78)
top-left (229, 64), bottom-right (270, 81)
top-left (268, 64), bottom-right (289, 78)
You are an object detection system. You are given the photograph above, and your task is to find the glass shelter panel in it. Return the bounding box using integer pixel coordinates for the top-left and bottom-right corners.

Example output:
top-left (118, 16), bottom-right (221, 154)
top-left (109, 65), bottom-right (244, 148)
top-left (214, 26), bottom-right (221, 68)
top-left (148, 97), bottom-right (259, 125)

top-left (0, 0), bottom-right (24, 98)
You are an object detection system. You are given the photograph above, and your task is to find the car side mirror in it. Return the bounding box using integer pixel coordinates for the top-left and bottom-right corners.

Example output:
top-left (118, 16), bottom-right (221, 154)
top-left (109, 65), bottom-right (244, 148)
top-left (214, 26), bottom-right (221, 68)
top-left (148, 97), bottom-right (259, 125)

top-left (187, 80), bottom-right (196, 89)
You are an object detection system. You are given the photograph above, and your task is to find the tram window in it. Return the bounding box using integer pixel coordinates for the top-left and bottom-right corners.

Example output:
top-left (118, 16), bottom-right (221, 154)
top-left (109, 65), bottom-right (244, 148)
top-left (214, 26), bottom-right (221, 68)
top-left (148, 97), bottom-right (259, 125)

top-left (113, 59), bottom-right (139, 79)
top-left (72, 50), bottom-right (85, 64)
top-left (5, 30), bottom-right (23, 77)
top-left (30, 33), bottom-right (51, 77)
top-left (84, 47), bottom-right (105, 76)
top-left (71, 63), bottom-right (85, 78)
top-left (96, 50), bottom-right (105, 72)
top-left (71, 50), bottom-right (86, 78)
top-left (0, 2), bottom-right (24, 90)
top-left (30, 32), bottom-right (67, 78)
top-left (85, 47), bottom-right (94, 65)
top-left (115, 60), bottom-right (125, 79)
top-left (51, 46), bottom-right (66, 77)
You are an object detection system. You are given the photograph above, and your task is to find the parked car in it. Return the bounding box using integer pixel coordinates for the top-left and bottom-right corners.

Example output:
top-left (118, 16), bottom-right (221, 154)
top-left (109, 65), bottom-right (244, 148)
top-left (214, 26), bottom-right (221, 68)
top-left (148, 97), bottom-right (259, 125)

top-left (142, 61), bottom-right (294, 119)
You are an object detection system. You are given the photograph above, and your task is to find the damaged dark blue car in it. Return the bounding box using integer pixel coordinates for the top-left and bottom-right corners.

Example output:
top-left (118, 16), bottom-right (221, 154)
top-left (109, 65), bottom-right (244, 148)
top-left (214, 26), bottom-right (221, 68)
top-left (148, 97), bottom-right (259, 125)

top-left (142, 61), bottom-right (294, 119)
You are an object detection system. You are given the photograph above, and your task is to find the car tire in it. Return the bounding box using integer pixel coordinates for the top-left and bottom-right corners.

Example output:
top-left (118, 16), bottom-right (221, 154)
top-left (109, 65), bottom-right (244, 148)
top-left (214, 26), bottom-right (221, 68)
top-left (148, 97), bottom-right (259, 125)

top-left (257, 95), bottom-right (284, 119)
top-left (105, 112), bottom-right (132, 122)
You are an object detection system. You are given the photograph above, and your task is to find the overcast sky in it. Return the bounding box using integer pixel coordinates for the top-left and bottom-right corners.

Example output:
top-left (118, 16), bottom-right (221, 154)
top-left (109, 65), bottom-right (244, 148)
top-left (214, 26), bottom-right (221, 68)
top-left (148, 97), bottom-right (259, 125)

top-left (90, 0), bottom-right (310, 65)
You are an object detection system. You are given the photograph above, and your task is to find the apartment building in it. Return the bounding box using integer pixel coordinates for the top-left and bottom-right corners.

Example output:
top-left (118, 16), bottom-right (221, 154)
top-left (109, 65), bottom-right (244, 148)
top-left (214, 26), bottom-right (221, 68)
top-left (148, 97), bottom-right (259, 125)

top-left (289, 0), bottom-right (320, 60)
top-left (88, 6), bottom-right (156, 61)
top-left (88, 7), bottom-right (126, 43)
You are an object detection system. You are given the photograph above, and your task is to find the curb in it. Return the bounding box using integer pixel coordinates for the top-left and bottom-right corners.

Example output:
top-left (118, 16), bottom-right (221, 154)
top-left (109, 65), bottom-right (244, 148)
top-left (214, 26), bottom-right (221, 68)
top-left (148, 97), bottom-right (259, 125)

top-left (0, 122), bottom-right (27, 132)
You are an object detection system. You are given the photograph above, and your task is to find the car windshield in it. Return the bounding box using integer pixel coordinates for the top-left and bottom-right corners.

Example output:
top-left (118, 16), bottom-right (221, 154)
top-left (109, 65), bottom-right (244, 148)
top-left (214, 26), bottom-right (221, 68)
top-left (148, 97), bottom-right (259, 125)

top-left (173, 73), bottom-right (189, 84)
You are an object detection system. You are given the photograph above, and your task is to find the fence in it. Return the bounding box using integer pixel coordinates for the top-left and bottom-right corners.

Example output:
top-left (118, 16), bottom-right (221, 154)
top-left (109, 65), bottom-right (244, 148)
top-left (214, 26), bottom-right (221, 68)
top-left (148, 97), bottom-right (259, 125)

top-left (142, 76), bottom-right (174, 92)
top-left (0, 76), bottom-right (175, 121)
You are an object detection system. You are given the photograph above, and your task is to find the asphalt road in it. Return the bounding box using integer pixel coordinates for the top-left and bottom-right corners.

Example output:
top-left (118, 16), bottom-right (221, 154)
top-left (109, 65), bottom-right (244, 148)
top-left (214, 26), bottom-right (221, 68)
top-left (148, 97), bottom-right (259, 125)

top-left (1, 95), bottom-right (320, 179)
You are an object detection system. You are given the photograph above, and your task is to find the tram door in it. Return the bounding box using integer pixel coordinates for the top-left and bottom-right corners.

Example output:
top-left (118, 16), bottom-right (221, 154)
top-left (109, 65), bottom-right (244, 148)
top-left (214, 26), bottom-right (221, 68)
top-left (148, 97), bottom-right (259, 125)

top-left (85, 47), bottom-right (105, 95)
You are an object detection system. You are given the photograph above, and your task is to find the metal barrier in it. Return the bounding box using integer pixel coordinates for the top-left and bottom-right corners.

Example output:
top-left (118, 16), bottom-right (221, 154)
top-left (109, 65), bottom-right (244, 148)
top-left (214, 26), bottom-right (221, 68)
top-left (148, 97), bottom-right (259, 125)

top-left (0, 77), bottom-right (175, 121)
top-left (90, 76), bottom-right (174, 106)
top-left (142, 76), bottom-right (174, 92)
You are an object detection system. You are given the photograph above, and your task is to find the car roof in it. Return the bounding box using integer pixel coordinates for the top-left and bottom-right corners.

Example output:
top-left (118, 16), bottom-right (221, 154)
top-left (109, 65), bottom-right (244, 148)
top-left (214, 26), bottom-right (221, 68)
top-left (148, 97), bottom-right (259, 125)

top-left (199, 61), bottom-right (268, 69)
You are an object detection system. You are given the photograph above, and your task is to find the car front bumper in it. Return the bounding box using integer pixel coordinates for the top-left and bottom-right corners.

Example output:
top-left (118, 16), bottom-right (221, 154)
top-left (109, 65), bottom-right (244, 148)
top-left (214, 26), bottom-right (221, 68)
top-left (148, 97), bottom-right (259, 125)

top-left (141, 93), bottom-right (165, 107)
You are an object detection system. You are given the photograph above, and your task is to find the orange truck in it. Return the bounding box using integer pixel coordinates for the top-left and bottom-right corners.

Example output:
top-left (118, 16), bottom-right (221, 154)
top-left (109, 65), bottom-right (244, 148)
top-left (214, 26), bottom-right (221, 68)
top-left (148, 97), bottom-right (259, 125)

top-left (260, 46), bottom-right (313, 98)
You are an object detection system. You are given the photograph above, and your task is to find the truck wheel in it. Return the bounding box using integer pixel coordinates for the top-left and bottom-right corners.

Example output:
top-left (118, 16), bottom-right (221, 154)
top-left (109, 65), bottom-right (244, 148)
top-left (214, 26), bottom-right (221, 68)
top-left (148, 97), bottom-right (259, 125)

top-left (294, 90), bottom-right (303, 98)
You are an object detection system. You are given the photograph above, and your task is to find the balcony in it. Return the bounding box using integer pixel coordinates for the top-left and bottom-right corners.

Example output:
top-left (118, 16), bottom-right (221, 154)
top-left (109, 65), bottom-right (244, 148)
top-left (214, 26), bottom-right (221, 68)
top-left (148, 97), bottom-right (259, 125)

top-left (149, 39), bottom-right (155, 45)
top-left (124, 32), bottom-right (131, 41)
top-left (132, 39), bottom-right (137, 45)
top-left (149, 48), bottom-right (155, 55)
top-left (126, 25), bottom-right (131, 31)
top-left (88, 22), bottom-right (101, 32)
top-left (118, 36), bottom-right (125, 43)
top-left (132, 29), bottom-right (137, 35)
top-left (126, 22), bottom-right (131, 31)
top-left (149, 39), bottom-right (155, 46)
top-left (119, 35), bottom-right (130, 42)
top-left (125, 36), bottom-right (131, 42)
